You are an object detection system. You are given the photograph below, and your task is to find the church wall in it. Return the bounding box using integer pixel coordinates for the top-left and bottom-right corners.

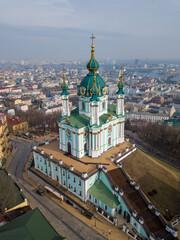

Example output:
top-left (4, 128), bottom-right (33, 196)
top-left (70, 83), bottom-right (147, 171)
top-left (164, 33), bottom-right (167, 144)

top-left (86, 172), bottom-right (99, 190)
top-left (101, 172), bottom-right (114, 193)
top-left (33, 151), bottom-right (85, 201)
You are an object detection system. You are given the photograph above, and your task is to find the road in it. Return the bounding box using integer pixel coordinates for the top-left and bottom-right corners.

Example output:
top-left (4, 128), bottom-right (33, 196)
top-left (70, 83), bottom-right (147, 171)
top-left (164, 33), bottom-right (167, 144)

top-left (8, 138), bottom-right (105, 240)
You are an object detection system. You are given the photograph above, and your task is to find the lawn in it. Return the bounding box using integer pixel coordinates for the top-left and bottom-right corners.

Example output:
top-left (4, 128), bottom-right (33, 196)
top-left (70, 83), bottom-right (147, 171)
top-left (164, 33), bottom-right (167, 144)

top-left (122, 149), bottom-right (180, 219)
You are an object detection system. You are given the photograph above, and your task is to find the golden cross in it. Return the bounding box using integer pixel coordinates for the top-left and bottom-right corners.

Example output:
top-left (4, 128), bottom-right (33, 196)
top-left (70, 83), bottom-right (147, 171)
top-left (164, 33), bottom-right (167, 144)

top-left (90, 33), bottom-right (95, 45)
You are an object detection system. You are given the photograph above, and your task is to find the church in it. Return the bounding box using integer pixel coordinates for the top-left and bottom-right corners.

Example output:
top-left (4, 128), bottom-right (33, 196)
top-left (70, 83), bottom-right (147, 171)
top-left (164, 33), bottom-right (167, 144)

top-left (31, 36), bottom-right (178, 240)
top-left (58, 36), bottom-right (125, 158)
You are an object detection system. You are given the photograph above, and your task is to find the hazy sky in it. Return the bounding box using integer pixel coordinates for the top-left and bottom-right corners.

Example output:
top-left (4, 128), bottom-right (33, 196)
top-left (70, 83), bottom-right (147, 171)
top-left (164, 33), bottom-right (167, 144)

top-left (0, 0), bottom-right (180, 60)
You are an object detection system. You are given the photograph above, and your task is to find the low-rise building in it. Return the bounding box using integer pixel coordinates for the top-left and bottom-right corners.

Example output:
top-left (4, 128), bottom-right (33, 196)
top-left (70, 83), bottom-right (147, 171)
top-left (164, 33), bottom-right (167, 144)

top-left (6, 115), bottom-right (28, 134)
top-left (126, 112), bottom-right (169, 123)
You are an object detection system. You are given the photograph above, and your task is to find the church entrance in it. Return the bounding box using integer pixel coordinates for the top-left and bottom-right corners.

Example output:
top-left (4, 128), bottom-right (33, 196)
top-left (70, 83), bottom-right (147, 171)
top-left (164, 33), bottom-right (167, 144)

top-left (67, 142), bottom-right (71, 155)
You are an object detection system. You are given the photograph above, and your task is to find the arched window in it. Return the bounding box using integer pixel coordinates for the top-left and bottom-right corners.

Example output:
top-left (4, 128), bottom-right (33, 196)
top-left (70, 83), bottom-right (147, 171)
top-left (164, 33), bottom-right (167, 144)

top-left (84, 143), bottom-right (88, 151)
top-left (108, 137), bottom-right (111, 146)
top-left (102, 101), bottom-right (106, 110)
top-left (82, 101), bottom-right (85, 111)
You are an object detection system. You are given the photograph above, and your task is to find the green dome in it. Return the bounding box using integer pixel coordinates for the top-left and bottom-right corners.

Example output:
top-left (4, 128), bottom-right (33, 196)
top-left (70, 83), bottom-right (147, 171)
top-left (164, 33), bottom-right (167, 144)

top-left (116, 68), bottom-right (125, 95)
top-left (86, 44), bottom-right (100, 72)
top-left (61, 70), bottom-right (69, 96)
top-left (79, 72), bottom-right (106, 97)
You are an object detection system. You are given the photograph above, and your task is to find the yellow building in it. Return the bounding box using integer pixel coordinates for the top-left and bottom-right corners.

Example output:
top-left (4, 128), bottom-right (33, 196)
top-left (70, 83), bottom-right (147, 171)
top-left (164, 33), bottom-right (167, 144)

top-left (5, 98), bottom-right (22, 109)
top-left (6, 115), bottom-right (28, 134)
top-left (0, 114), bottom-right (11, 166)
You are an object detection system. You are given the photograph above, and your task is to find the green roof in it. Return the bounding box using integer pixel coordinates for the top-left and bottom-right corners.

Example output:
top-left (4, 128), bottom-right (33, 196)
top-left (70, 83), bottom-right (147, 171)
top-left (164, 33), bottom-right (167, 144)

top-left (60, 107), bottom-right (90, 129)
top-left (88, 180), bottom-right (120, 209)
top-left (59, 104), bottom-right (125, 129)
top-left (0, 208), bottom-right (66, 240)
top-left (0, 168), bottom-right (25, 212)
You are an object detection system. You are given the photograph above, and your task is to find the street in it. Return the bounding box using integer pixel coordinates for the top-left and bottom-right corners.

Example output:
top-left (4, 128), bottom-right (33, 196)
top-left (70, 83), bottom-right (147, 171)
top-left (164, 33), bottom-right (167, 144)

top-left (8, 138), bottom-right (105, 240)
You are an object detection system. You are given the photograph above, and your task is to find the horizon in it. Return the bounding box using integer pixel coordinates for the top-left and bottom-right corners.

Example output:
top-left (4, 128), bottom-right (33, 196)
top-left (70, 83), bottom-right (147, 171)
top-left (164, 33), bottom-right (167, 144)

top-left (1, 0), bottom-right (180, 60)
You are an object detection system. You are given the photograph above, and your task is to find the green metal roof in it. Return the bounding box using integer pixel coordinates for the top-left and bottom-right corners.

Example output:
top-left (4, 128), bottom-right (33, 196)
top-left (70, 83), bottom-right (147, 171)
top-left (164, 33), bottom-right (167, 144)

top-left (59, 104), bottom-right (124, 129)
top-left (60, 107), bottom-right (90, 129)
top-left (88, 180), bottom-right (120, 209)
top-left (0, 208), bottom-right (66, 240)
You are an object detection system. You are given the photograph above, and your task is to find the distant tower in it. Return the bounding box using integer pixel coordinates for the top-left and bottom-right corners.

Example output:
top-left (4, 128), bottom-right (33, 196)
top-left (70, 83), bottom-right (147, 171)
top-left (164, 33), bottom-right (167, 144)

top-left (90, 75), bottom-right (100, 126)
top-left (116, 67), bottom-right (125, 116)
top-left (61, 68), bottom-right (70, 117)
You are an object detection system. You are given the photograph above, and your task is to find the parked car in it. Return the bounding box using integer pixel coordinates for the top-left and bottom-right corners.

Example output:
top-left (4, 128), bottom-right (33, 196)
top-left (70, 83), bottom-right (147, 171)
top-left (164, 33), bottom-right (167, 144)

top-left (36, 189), bottom-right (44, 196)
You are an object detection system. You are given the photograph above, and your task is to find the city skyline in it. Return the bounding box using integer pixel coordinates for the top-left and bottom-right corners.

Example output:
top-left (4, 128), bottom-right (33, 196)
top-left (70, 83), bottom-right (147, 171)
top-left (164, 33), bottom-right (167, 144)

top-left (1, 0), bottom-right (180, 60)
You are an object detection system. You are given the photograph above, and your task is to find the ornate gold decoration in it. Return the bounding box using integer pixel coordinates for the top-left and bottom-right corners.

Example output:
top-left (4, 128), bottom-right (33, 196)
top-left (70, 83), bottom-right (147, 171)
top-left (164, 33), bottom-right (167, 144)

top-left (66, 128), bottom-right (71, 137)
top-left (84, 129), bottom-right (88, 138)
top-left (109, 114), bottom-right (113, 121)
top-left (66, 118), bottom-right (70, 125)
top-left (102, 86), bottom-right (107, 95)
top-left (80, 86), bottom-right (85, 95)
top-left (108, 125), bottom-right (112, 133)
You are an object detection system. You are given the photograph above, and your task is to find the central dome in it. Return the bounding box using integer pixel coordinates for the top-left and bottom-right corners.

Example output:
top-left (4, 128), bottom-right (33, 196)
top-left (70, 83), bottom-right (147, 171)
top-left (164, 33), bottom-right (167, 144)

top-left (80, 72), bottom-right (106, 97)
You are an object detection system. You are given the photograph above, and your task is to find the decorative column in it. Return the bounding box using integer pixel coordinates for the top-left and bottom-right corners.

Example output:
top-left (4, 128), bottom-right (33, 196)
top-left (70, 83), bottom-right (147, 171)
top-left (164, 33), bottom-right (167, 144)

top-left (61, 68), bottom-right (70, 117)
top-left (116, 67), bottom-right (125, 116)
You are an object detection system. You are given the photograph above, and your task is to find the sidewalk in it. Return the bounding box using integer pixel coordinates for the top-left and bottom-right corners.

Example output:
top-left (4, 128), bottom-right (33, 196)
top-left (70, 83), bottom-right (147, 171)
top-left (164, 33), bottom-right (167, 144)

top-left (23, 155), bottom-right (128, 240)
top-left (4, 147), bottom-right (17, 169)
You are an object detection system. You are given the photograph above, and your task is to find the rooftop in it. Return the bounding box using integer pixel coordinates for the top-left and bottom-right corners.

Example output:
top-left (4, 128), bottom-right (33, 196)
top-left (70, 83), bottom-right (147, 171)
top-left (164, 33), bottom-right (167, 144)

top-left (36, 140), bottom-right (131, 175)
top-left (6, 115), bottom-right (26, 126)
top-left (0, 208), bottom-right (65, 240)
top-left (108, 168), bottom-right (173, 239)
top-left (0, 169), bottom-right (25, 213)
top-left (88, 180), bottom-right (120, 208)
top-left (59, 104), bottom-right (124, 129)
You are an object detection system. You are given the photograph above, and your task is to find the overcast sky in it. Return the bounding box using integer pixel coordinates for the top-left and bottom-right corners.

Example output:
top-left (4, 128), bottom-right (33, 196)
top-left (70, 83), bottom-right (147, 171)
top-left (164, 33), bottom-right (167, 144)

top-left (0, 0), bottom-right (180, 61)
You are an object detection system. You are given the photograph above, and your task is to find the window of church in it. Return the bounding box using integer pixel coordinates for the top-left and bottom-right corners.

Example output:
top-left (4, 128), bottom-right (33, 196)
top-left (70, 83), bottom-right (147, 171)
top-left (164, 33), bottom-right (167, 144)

top-left (108, 137), bottom-right (111, 146)
top-left (102, 101), bottom-right (105, 110)
top-left (84, 143), bottom-right (87, 151)
top-left (37, 164), bottom-right (39, 168)
top-left (89, 194), bottom-right (92, 200)
top-left (79, 190), bottom-right (82, 197)
top-left (82, 101), bottom-right (85, 111)
top-left (94, 198), bottom-right (97, 204)
top-left (56, 175), bottom-right (59, 181)
top-left (63, 180), bottom-right (66, 185)
top-left (62, 170), bottom-right (65, 176)
top-left (41, 166), bottom-right (43, 171)
top-left (79, 180), bottom-right (81, 186)
top-left (68, 183), bottom-right (71, 189)
top-left (67, 173), bottom-right (70, 179)
top-left (49, 171), bottom-right (51, 176)
top-left (74, 187), bottom-right (76, 193)
top-left (55, 166), bottom-right (58, 171)
top-left (104, 205), bottom-right (108, 211)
